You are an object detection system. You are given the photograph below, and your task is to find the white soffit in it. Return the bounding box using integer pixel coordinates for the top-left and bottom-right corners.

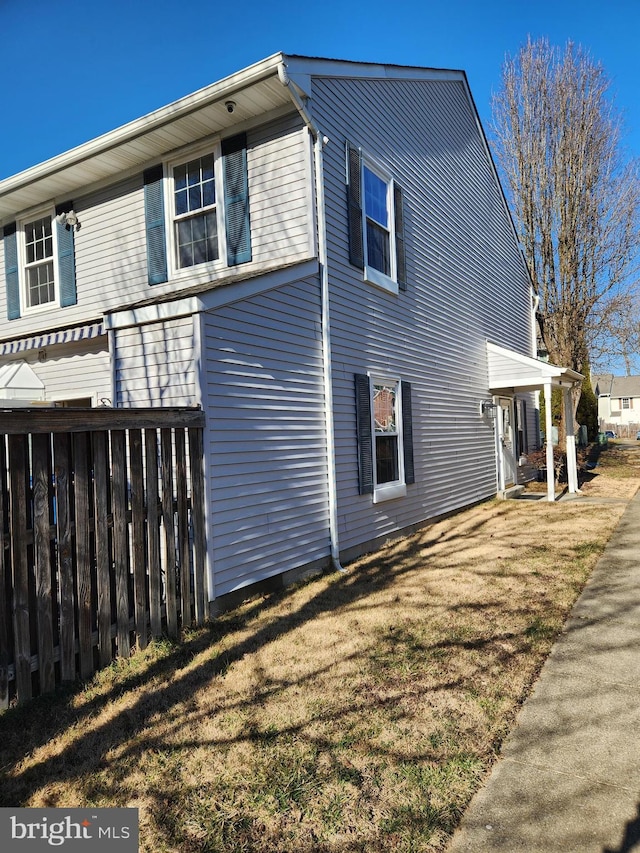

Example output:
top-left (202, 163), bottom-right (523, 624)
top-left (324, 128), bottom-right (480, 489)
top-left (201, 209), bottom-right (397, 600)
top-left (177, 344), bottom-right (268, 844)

top-left (0, 53), bottom-right (472, 223)
top-left (0, 54), bottom-right (289, 221)
top-left (487, 341), bottom-right (583, 392)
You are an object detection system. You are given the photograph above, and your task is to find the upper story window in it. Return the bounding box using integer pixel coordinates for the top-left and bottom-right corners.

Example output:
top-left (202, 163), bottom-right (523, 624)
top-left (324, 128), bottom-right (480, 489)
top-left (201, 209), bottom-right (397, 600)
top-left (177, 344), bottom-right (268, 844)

top-left (143, 132), bottom-right (251, 288)
top-left (363, 164), bottom-right (392, 279)
top-left (24, 215), bottom-right (55, 307)
top-left (173, 153), bottom-right (219, 269)
top-left (2, 202), bottom-right (77, 321)
top-left (622, 397), bottom-right (631, 409)
top-left (346, 143), bottom-right (407, 295)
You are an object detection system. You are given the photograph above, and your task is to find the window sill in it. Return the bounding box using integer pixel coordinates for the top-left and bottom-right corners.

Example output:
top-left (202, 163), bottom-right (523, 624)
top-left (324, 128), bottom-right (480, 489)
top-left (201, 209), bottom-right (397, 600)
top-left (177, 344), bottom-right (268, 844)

top-left (364, 266), bottom-right (398, 295)
top-left (373, 482), bottom-right (407, 503)
top-left (169, 259), bottom-right (226, 283)
top-left (22, 302), bottom-right (58, 316)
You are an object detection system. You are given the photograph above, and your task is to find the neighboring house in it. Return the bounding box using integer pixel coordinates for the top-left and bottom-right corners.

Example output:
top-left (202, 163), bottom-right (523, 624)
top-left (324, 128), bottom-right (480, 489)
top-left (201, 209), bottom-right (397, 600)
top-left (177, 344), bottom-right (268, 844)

top-left (0, 54), bottom-right (582, 609)
top-left (592, 374), bottom-right (640, 434)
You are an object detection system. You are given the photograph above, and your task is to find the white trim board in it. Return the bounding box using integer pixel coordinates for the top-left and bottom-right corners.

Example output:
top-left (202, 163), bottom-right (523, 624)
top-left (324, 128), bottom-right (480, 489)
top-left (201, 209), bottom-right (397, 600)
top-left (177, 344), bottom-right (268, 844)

top-left (104, 259), bottom-right (319, 331)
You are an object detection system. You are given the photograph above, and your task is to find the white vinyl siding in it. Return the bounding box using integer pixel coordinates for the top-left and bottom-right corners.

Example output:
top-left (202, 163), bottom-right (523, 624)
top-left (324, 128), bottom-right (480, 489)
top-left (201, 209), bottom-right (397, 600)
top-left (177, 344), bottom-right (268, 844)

top-left (313, 74), bottom-right (533, 555)
top-left (0, 112), bottom-right (314, 340)
top-left (201, 276), bottom-right (330, 597)
top-left (113, 316), bottom-right (196, 406)
top-left (247, 113), bottom-right (315, 265)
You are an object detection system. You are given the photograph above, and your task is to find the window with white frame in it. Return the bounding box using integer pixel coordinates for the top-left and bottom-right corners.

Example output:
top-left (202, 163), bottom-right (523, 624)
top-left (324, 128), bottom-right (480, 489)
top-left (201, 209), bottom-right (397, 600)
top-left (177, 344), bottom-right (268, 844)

top-left (3, 203), bottom-right (77, 320)
top-left (172, 152), bottom-right (220, 269)
top-left (346, 143), bottom-right (407, 294)
top-left (23, 214), bottom-right (56, 308)
top-left (144, 133), bottom-right (252, 286)
top-left (355, 373), bottom-right (414, 502)
top-left (622, 397), bottom-right (631, 409)
top-left (373, 380), bottom-right (401, 486)
top-left (363, 163), bottom-right (392, 280)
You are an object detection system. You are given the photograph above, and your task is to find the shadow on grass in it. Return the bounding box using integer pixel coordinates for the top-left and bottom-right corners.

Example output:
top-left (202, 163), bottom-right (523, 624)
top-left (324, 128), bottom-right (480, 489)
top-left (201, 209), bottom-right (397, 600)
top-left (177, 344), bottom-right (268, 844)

top-left (603, 802), bottom-right (640, 852)
top-left (0, 499), bottom-right (617, 851)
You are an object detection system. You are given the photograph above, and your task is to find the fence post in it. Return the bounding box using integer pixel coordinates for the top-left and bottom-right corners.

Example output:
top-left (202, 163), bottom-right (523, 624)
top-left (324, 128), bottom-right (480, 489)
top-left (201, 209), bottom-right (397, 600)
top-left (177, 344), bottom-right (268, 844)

top-left (8, 435), bottom-right (32, 702)
top-left (161, 429), bottom-right (178, 639)
top-left (130, 429), bottom-right (147, 651)
top-left (0, 437), bottom-right (9, 709)
top-left (175, 429), bottom-right (190, 627)
top-left (73, 432), bottom-right (94, 680)
top-left (92, 431), bottom-right (113, 668)
top-left (32, 433), bottom-right (55, 693)
top-left (54, 433), bottom-right (76, 682)
top-left (145, 429), bottom-right (162, 638)
top-left (112, 430), bottom-right (131, 659)
top-left (189, 427), bottom-right (206, 625)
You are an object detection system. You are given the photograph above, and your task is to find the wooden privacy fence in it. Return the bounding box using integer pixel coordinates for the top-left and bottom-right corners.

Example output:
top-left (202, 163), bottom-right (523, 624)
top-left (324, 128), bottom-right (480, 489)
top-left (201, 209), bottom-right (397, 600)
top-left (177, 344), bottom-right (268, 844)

top-left (0, 407), bottom-right (207, 708)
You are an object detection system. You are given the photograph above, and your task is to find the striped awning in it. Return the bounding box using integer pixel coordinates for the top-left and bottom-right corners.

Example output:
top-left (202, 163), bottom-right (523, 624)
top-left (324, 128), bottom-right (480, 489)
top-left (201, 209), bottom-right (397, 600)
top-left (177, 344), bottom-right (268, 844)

top-left (0, 321), bottom-right (105, 357)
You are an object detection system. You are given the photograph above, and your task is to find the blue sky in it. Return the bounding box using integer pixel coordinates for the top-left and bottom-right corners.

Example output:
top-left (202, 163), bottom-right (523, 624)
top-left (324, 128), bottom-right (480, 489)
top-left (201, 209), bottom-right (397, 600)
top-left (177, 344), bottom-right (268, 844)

top-left (0, 0), bottom-right (638, 180)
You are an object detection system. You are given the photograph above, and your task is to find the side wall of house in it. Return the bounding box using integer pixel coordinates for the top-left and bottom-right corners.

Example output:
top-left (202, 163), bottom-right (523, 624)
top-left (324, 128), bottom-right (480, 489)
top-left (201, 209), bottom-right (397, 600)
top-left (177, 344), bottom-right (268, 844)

top-left (200, 275), bottom-right (330, 598)
top-left (312, 75), bottom-right (534, 555)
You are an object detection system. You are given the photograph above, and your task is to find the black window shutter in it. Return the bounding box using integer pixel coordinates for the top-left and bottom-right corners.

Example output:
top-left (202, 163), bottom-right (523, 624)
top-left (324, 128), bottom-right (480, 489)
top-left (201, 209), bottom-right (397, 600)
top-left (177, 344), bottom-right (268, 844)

top-left (394, 183), bottom-right (407, 291)
top-left (55, 200), bottom-right (77, 307)
top-left (355, 373), bottom-right (373, 494)
top-left (144, 165), bottom-right (168, 285)
top-left (3, 223), bottom-right (19, 320)
top-left (401, 380), bottom-right (415, 485)
top-left (221, 132), bottom-right (252, 266)
top-left (346, 143), bottom-right (364, 269)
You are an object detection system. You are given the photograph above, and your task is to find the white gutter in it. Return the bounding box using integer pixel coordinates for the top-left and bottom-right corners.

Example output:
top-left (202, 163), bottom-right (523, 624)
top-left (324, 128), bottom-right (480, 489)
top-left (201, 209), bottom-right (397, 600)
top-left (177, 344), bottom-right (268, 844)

top-left (278, 62), bottom-right (345, 573)
top-left (0, 53), bottom-right (285, 202)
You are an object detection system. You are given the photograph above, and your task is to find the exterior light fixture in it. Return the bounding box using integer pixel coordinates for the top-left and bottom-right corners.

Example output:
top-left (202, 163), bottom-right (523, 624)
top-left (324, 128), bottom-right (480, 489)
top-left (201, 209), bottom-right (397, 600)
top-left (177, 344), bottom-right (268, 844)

top-left (481, 399), bottom-right (497, 418)
top-left (55, 210), bottom-right (80, 231)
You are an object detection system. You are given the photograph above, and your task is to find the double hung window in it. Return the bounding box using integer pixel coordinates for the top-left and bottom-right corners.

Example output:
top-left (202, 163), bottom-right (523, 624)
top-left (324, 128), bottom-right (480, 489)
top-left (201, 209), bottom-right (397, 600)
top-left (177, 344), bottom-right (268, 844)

top-left (173, 153), bottom-right (219, 269)
top-left (355, 373), bottom-right (415, 502)
top-left (373, 381), bottom-right (400, 485)
top-left (3, 203), bottom-right (77, 320)
top-left (24, 215), bottom-right (55, 307)
top-left (346, 143), bottom-right (407, 294)
top-left (363, 164), bottom-right (392, 280)
top-left (143, 132), bottom-right (252, 287)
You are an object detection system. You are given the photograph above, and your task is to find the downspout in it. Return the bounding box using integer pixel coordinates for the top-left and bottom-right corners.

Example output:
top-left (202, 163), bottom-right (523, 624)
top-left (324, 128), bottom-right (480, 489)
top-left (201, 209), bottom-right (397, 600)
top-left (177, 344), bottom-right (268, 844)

top-left (107, 327), bottom-right (118, 406)
top-left (531, 289), bottom-right (540, 358)
top-left (278, 62), bottom-right (345, 573)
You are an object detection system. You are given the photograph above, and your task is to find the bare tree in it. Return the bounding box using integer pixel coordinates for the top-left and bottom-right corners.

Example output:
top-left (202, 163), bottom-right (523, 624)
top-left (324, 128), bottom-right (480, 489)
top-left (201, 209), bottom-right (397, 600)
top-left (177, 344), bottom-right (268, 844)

top-left (492, 38), bottom-right (640, 422)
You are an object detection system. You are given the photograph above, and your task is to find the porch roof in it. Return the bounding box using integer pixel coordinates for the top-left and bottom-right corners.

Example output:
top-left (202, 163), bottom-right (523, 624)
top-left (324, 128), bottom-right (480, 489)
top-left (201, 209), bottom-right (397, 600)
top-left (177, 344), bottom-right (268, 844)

top-left (487, 342), bottom-right (583, 394)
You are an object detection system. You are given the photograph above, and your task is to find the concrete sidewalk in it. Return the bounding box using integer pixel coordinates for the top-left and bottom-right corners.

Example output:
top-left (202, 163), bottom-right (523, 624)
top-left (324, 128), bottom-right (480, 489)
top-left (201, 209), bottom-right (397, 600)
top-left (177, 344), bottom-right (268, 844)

top-left (447, 490), bottom-right (640, 853)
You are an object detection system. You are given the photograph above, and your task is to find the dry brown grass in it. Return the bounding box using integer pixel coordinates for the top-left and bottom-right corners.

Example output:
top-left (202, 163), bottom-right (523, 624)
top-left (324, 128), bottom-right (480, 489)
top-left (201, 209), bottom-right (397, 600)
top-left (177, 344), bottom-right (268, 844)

top-left (1, 445), bottom-right (639, 852)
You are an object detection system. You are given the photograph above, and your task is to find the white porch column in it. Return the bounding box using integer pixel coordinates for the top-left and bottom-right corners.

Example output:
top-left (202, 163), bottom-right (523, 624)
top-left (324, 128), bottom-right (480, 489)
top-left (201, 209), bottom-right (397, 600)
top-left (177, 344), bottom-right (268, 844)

top-left (544, 382), bottom-right (555, 502)
top-left (564, 386), bottom-right (579, 494)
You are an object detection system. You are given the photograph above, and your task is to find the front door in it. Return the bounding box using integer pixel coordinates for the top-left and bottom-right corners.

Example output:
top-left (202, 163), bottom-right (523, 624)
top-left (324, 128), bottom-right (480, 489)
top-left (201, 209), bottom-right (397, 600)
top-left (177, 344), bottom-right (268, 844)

top-left (498, 397), bottom-right (516, 488)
